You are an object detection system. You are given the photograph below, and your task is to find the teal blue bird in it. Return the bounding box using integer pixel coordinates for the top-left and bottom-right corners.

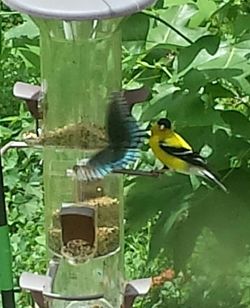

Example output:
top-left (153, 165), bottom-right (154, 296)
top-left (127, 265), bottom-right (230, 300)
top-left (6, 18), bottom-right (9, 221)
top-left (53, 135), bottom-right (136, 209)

top-left (74, 92), bottom-right (145, 181)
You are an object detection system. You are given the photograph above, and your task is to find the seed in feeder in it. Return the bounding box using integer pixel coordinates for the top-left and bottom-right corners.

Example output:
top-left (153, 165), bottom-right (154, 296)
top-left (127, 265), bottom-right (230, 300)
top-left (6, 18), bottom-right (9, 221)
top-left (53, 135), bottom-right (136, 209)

top-left (87, 196), bottom-right (119, 227)
top-left (52, 209), bottom-right (61, 228)
top-left (48, 228), bottom-right (61, 254)
top-left (97, 226), bottom-right (119, 256)
top-left (24, 122), bottom-right (107, 149)
top-left (61, 239), bottom-right (94, 262)
top-left (86, 196), bottom-right (118, 207)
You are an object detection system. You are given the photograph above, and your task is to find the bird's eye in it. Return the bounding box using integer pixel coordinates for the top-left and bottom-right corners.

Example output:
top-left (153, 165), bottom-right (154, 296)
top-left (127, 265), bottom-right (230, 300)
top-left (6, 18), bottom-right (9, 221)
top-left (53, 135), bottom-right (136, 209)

top-left (159, 124), bottom-right (165, 130)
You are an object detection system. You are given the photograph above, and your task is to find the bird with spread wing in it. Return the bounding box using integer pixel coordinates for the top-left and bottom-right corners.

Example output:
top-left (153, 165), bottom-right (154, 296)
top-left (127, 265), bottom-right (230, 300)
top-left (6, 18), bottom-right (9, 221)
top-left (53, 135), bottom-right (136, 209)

top-left (73, 92), bottom-right (146, 181)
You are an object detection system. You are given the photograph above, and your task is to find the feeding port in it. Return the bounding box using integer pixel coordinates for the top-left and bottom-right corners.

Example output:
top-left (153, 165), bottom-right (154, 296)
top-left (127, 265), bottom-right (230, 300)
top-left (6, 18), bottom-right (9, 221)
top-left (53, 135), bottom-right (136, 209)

top-left (47, 173), bottom-right (122, 263)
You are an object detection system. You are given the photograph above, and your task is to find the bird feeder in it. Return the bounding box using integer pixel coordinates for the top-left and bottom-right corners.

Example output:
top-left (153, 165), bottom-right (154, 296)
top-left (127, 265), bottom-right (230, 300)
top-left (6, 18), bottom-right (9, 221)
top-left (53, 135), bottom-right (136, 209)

top-left (2, 0), bottom-right (154, 307)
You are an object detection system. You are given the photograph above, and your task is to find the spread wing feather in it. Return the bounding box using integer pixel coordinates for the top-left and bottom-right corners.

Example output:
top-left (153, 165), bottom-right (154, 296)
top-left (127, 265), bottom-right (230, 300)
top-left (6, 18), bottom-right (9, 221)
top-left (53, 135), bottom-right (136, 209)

top-left (74, 92), bottom-right (145, 182)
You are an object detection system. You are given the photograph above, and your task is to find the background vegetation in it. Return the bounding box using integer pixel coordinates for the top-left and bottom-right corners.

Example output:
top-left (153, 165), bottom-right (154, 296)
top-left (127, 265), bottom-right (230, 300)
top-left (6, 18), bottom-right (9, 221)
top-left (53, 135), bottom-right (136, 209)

top-left (1, 0), bottom-right (250, 307)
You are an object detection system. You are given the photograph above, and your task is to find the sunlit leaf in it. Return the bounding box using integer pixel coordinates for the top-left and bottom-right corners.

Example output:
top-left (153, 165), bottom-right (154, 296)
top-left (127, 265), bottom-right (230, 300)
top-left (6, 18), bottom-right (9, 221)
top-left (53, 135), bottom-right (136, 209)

top-left (189, 0), bottom-right (217, 27)
top-left (147, 5), bottom-right (208, 48)
top-left (4, 16), bottom-right (39, 40)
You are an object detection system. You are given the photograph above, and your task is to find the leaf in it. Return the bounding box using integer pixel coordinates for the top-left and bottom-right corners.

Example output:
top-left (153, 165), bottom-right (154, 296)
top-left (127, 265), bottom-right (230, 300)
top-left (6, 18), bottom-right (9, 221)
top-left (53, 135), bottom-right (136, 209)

top-left (4, 170), bottom-right (19, 190)
top-left (166, 91), bottom-right (224, 127)
top-left (182, 126), bottom-right (250, 170)
top-left (142, 44), bottom-right (176, 64)
top-left (122, 13), bottom-right (150, 49)
top-left (4, 16), bottom-right (39, 40)
top-left (168, 168), bottom-right (250, 270)
top-left (19, 49), bottom-right (40, 69)
top-left (140, 84), bottom-right (178, 121)
top-left (35, 235), bottom-right (45, 245)
top-left (12, 36), bottom-right (39, 48)
top-left (167, 0), bottom-right (194, 5)
top-left (234, 14), bottom-right (250, 38)
top-left (147, 5), bottom-right (208, 48)
top-left (199, 169), bottom-right (250, 255)
top-left (189, 0), bottom-right (217, 27)
top-left (170, 204), bottom-right (204, 271)
top-left (125, 173), bottom-right (192, 231)
top-left (149, 202), bottom-right (190, 260)
top-left (181, 68), bottom-right (243, 97)
top-left (0, 125), bottom-right (12, 138)
top-left (178, 35), bottom-right (220, 72)
top-left (183, 40), bottom-right (250, 92)
top-left (3, 151), bottom-right (19, 171)
top-left (221, 110), bottom-right (250, 140)
top-left (204, 83), bottom-right (235, 99)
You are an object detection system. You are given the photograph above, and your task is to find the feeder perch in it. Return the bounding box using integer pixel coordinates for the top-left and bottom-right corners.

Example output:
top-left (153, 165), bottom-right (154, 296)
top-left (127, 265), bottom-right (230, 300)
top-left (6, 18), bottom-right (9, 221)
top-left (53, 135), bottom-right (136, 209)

top-left (19, 272), bottom-right (52, 308)
top-left (123, 278), bottom-right (152, 307)
top-left (13, 82), bottom-right (42, 119)
top-left (20, 269), bottom-right (152, 308)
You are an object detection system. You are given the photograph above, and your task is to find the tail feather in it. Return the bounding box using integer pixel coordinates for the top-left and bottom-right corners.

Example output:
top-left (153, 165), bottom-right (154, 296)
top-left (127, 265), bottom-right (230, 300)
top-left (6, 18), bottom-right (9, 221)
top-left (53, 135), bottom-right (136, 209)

top-left (191, 166), bottom-right (228, 193)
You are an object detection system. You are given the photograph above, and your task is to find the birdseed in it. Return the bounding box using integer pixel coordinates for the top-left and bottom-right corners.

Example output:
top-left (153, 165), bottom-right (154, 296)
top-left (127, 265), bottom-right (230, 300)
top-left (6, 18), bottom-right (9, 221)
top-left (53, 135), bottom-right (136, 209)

top-left (23, 122), bottom-right (107, 149)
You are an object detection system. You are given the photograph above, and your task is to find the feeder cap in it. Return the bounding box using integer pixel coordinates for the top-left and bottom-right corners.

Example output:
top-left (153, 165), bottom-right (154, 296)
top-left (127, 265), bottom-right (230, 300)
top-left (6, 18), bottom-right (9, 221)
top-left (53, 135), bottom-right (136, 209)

top-left (3, 0), bottom-right (155, 20)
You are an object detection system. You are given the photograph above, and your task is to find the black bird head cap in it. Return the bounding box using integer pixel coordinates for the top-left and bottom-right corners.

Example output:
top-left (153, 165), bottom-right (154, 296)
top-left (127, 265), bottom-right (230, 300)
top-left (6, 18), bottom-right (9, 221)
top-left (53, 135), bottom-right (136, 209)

top-left (157, 118), bottom-right (171, 130)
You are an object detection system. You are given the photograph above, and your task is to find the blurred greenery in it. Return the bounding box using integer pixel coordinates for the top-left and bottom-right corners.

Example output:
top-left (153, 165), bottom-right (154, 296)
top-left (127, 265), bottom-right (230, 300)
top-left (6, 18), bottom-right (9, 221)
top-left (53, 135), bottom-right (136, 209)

top-left (124, 0), bottom-right (250, 307)
top-left (1, 0), bottom-right (250, 307)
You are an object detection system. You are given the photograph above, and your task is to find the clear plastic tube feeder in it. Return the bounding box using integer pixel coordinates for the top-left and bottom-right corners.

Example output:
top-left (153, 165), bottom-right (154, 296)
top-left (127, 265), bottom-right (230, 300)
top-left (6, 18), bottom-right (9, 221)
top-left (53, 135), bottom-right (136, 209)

top-left (2, 0), bottom-right (155, 307)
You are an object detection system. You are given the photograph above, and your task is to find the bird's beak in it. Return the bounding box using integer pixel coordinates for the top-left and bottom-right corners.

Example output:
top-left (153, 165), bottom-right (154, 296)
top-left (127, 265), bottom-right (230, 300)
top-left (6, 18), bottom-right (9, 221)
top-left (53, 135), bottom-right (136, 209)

top-left (159, 124), bottom-right (165, 130)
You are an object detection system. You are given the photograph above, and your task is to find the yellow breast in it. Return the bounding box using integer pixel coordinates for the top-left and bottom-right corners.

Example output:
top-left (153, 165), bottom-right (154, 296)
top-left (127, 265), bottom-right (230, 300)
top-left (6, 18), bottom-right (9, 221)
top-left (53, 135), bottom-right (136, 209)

top-left (149, 135), bottom-right (190, 173)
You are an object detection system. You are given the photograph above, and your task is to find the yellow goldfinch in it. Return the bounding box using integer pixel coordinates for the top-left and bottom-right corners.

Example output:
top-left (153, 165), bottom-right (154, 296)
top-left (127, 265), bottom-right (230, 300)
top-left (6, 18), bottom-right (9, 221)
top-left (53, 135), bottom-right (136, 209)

top-left (149, 118), bottom-right (227, 192)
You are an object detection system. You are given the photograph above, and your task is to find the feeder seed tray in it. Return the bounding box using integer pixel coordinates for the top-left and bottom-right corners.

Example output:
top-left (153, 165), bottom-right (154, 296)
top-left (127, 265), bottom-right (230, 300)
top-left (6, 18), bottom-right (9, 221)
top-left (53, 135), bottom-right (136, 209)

top-left (49, 195), bottom-right (120, 259)
top-left (48, 226), bottom-right (119, 259)
top-left (24, 122), bottom-right (107, 149)
top-left (51, 196), bottom-right (119, 233)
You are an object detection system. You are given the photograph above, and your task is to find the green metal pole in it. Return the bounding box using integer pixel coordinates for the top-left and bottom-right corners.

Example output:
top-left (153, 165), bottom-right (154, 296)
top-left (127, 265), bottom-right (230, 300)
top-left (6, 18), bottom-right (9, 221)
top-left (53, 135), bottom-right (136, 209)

top-left (0, 155), bottom-right (15, 308)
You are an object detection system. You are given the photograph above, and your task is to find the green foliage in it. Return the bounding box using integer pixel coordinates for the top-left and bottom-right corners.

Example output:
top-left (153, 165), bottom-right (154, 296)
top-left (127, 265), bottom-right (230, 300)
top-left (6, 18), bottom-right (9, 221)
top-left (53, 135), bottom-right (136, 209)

top-left (124, 0), bottom-right (250, 306)
top-left (0, 109), bottom-right (46, 307)
top-left (0, 8), bottom-right (45, 307)
top-left (0, 5), bottom-right (39, 117)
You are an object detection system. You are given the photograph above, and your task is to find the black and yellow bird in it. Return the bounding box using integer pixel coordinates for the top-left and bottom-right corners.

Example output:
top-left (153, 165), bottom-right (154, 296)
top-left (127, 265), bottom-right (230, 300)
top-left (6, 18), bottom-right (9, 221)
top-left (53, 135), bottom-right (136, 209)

top-left (149, 118), bottom-right (227, 192)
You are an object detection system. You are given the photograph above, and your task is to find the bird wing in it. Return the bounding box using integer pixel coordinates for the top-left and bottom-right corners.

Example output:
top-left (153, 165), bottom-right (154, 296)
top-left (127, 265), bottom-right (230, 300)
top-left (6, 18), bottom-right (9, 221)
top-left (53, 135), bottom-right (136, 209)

top-left (74, 92), bottom-right (145, 182)
top-left (159, 143), bottom-right (207, 167)
top-left (106, 92), bottom-right (145, 149)
top-left (164, 132), bottom-right (193, 150)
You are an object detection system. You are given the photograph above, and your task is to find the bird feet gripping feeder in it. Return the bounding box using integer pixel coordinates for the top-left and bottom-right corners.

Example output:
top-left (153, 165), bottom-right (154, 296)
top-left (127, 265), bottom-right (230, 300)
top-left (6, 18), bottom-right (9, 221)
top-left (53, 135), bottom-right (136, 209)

top-left (2, 0), bottom-right (155, 307)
